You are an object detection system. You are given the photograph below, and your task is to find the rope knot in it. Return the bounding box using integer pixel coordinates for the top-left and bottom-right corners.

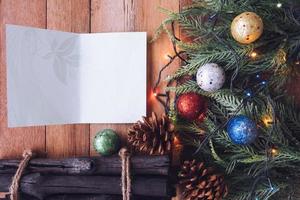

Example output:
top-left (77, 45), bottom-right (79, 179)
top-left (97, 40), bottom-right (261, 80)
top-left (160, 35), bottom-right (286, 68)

top-left (119, 148), bottom-right (130, 157)
top-left (22, 149), bottom-right (33, 158)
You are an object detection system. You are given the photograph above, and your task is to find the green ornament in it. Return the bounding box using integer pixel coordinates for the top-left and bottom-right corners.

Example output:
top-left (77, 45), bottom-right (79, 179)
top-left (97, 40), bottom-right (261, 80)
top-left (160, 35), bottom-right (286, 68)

top-left (93, 129), bottom-right (120, 156)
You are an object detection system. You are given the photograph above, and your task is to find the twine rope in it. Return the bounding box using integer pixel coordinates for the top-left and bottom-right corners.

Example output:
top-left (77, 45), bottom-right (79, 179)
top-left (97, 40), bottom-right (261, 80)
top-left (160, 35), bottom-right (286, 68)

top-left (9, 150), bottom-right (34, 200)
top-left (119, 148), bottom-right (131, 200)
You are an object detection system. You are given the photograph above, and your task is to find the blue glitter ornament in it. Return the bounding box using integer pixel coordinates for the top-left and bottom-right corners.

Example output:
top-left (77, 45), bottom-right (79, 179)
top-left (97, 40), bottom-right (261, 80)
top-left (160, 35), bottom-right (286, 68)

top-left (227, 115), bottom-right (258, 145)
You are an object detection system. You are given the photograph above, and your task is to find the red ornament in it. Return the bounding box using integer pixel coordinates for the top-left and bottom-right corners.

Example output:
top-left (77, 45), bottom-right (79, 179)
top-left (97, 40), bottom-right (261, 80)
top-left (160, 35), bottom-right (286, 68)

top-left (176, 92), bottom-right (206, 121)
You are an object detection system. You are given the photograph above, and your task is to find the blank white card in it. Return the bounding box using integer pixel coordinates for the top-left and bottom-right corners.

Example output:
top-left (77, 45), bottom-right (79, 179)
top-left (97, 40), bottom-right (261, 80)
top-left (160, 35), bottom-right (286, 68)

top-left (6, 25), bottom-right (146, 127)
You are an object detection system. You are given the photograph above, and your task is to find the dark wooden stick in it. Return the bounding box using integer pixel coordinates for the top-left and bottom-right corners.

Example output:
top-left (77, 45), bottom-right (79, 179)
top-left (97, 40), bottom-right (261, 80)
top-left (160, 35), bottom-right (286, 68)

top-left (46, 194), bottom-right (169, 200)
top-left (0, 174), bottom-right (173, 199)
top-left (0, 155), bottom-right (170, 176)
top-left (1, 194), bottom-right (169, 200)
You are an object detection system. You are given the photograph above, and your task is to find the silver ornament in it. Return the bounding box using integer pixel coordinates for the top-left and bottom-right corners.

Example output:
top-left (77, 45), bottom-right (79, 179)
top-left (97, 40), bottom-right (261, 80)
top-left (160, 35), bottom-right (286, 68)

top-left (196, 63), bottom-right (225, 92)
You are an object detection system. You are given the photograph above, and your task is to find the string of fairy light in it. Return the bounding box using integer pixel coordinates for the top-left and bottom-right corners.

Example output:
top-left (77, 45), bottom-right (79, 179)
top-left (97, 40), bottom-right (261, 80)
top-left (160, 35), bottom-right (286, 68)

top-left (151, 2), bottom-right (299, 199)
top-left (152, 22), bottom-right (187, 114)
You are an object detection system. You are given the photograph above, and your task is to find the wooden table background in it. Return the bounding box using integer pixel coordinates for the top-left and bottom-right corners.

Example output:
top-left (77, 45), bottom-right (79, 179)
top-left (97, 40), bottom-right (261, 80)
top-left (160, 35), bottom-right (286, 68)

top-left (0, 0), bottom-right (193, 159)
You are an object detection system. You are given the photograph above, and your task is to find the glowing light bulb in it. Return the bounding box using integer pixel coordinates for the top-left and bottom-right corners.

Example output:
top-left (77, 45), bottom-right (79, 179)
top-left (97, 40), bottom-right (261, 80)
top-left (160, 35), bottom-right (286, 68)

top-left (271, 148), bottom-right (279, 156)
top-left (262, 114), bottom-right (273, 127)
top-left (244, 89), bottom-right (253, 98)
top-left (250, 51), bottom-right (258, 59)
top-left (152, 88), bottom-right (158, 98)
top-left (164, 54), bottom-right (171, 60)
top-left (295, 61), bottom-right (300, 65)
top-left (174, 136), bottom-right (181, 146)
top-left (277, 3), bottom-right (282, 8)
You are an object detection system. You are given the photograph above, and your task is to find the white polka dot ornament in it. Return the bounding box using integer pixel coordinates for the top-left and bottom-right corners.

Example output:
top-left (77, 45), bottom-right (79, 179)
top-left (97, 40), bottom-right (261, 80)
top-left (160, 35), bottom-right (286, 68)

top-left (196, 63), bottom-right (225, 92)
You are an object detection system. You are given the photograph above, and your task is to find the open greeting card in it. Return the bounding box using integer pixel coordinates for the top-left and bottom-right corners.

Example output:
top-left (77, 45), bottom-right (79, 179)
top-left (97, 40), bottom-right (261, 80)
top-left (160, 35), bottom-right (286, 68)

top-left (6, 25), bottom-right (147, 127)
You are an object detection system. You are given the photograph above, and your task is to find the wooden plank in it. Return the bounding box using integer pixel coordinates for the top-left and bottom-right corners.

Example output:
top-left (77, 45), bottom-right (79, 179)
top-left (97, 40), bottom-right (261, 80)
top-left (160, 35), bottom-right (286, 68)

top-left (133, 0), bottom-right (180, 116)
top-left (89, 0), bottom-right (127, 155)
top-left (90, 0), bottom-right (125, 33)
top-left (89, 0), bottom-right (179, 156)
top-left (90, 0), bottom-right (179, 154)
top-left (45, 0), bottom-right (90, 158)
top-left (0, 0), bottom-right (47, 159)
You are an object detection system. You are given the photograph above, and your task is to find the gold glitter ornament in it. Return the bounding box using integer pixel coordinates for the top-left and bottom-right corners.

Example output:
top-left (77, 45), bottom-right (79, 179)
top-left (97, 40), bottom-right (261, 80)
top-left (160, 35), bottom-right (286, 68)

top-left (231, 12), bottom-right (264, 44)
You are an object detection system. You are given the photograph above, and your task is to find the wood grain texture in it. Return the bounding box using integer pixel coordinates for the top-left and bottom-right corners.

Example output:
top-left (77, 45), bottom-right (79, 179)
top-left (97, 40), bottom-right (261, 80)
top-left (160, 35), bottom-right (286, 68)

top-left (0, 155), bottom-right (170, 175)
top-left (45, 0), bottom-right (90, 158)
top-left (89, 0), bottom-right (180, 156)
top-left (0, 0), bottom-right (46, 159)
top-left (0, 174), bottom-right (171, 198)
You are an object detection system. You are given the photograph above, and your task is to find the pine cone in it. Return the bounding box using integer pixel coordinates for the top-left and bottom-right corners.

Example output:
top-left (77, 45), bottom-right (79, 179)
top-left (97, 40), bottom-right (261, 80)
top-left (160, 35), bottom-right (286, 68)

top-left (179, 160), bottom-right (228, 200)
top-left (128, 112), bottom-right (174, 155)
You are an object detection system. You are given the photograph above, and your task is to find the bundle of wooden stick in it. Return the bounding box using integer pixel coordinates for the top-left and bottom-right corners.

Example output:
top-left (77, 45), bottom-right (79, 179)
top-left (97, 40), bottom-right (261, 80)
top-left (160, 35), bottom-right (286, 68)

top-left (0, 155), bottom-right (174, 200)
